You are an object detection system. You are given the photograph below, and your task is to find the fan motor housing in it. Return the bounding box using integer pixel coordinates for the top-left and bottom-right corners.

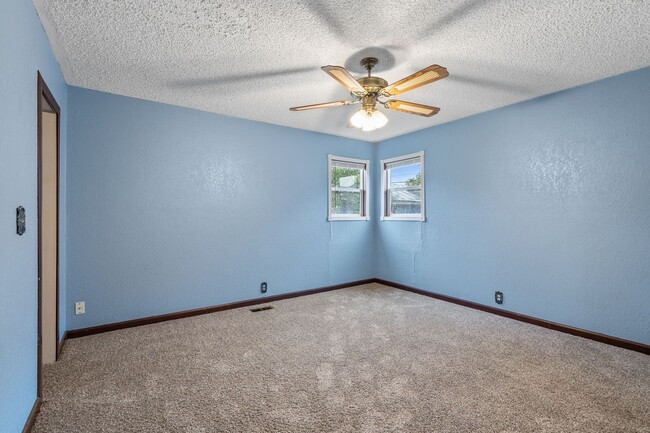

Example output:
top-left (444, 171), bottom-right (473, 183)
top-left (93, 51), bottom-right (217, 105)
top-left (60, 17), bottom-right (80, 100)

top-left (361, 95), bottom-right (377, 109)
top-left (357, 76), bottom-right (388, 94)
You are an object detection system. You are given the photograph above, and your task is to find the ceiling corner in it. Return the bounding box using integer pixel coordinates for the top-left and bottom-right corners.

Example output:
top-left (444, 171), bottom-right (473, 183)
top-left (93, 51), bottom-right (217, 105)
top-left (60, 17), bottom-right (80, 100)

top-left (32, 0), bottom-right (75, 84)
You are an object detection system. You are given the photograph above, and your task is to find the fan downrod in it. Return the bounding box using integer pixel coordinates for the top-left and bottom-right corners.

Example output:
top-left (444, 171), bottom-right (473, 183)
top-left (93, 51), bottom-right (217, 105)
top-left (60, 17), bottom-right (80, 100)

top-left (360, 57), bottom-right (379, 76)
top-left (357, 57), bottom-right (387, 94)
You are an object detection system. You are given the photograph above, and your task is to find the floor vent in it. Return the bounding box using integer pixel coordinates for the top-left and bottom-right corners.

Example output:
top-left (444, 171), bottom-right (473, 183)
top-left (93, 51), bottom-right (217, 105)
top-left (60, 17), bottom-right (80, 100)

top-left (250, 306), bottom-right (274, 313)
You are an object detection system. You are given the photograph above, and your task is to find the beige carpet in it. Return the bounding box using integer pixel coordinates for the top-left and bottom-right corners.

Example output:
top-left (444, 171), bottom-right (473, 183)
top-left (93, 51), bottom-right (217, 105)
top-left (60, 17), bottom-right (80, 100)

top-left (34, 284), bottom-right (650, 432)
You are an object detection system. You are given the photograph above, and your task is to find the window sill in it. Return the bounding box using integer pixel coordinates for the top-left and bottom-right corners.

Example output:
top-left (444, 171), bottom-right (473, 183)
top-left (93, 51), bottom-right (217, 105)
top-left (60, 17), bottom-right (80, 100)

top-left (381, 215), bottom-right (425, 222)
top-left (329, 216), bottom-right (370, 222)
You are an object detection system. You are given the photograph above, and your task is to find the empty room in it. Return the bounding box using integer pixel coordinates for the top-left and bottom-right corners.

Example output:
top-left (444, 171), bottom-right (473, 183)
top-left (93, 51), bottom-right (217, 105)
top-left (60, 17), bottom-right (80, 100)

top-left (1, 0), bottom-right (649, 432)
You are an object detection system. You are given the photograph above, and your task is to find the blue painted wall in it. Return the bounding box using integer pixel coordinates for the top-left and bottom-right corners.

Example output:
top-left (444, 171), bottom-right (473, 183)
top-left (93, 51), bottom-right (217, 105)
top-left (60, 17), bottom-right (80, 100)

top-left (0, 0), bottom-right (68, 431)
top-left (375, 67), bottom-right (650, 345)
top-left (66, 87), bottom-right (374, 330)
top-left (3, 5), bottom-right (647, 430)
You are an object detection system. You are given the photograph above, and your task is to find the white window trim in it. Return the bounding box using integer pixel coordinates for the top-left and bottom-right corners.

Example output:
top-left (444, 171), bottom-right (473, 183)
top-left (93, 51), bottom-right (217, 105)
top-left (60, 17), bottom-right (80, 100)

top-left (380, 151), bottom-right (425, 221)
top-left (328, 154), bottom-right (370, 221)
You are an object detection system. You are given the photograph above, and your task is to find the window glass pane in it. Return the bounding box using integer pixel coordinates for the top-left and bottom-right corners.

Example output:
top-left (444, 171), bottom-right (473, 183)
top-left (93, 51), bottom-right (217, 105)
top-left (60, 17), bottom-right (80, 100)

top-left (388, 163), bottom-right (421, 215)
top-left (390, 188), bottom-right (421, 214)
top-left (331, 191), bottom-right (361, 215)
top-left (328, 156), bottom-right (368, 220)
top-left (331, 166), bottom-right (361, 189)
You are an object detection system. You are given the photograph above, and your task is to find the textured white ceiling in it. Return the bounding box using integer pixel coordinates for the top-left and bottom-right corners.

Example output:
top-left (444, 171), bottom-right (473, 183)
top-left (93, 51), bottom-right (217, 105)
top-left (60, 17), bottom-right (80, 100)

top-left (34, 0), bottom-right (650, 142)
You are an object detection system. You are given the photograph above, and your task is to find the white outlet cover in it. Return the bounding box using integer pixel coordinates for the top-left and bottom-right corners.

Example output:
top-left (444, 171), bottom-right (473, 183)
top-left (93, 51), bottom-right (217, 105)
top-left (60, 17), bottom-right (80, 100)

top-left (75, 301), bottom-right (85, 315)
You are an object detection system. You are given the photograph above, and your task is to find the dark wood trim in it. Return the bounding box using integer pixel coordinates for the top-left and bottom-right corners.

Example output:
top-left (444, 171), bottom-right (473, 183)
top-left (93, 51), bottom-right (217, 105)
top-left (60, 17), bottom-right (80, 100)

top-left (376, 278), bottom-right (650, 355)
top-left (57, 331), bottom-right (68, 359)
top-left (67, 279), bottom-right (376, 339)
top-left (37, 71), bottom-right (62, 401)
top-left (66, 277), bottom-right (648, 354)
top-left (36, 73), bottom-right (43, 400)
top-left (21, 397), bottom-right (41, 433)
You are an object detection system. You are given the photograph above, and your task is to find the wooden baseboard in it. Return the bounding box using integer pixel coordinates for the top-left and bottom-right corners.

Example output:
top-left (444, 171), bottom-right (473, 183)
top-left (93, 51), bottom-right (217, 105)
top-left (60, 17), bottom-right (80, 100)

top-left (56, 331), bottom-right (67, 359)
top-left (21, 397), bottom-right (41, 433)
top-left (65, 277), bottom-right (648, 355)
top-left (67, 279), bottom-right (376, 339)
top-left (376, 278), bottom-right (650, 355)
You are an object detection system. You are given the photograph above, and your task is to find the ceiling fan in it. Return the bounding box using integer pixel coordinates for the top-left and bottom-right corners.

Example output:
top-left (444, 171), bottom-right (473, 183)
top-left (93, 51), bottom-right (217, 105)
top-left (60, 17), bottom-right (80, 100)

top-left (289, 57), bottom-right (448, 132)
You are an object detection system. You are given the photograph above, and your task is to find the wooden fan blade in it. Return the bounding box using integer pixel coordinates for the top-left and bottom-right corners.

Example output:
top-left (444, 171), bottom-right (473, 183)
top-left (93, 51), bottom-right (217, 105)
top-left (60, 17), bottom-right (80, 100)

top-left (383, 65), bottom-right (448, 96)
top-left (321, 66), bottom-right (367, 95)
top-left (290, 100), bottom-right (353, 111)
top-left (384, 100), bottom-right (440, 117)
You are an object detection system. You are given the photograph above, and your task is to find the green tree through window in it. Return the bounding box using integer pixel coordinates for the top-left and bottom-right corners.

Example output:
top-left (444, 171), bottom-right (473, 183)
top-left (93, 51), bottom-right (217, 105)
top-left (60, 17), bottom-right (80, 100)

top-left (328, 155), bottom-right (369, 220)
top-left (331, 167), bottom-right (360, 188)
top-left (406, 172), bottom-right (421, 186)
top-left (331, 167), bottom-right (361, 214)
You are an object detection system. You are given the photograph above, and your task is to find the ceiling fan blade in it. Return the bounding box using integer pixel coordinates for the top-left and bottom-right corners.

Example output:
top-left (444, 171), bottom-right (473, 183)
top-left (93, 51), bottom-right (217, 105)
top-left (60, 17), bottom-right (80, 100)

top-left (321, 66), bottom-right (367, 95)
top-left (382, 65), bottom-right (448, 96)
top-left (289, 100), bottom-right (354, 111)
top-left (384, 100), bottom-right (441, 117)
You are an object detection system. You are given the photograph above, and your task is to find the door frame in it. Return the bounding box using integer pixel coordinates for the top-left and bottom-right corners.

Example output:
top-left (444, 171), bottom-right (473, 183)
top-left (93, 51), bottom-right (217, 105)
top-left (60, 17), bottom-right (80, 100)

top-left (37, 71), bottom-right (60, 398)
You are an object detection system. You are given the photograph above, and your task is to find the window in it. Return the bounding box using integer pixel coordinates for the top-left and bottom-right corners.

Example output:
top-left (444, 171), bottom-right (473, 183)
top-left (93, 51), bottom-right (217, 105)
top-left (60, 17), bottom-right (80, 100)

top-left (381, 151), bottom-right (425, 221)
top-left (328, 155), bottom-right (369, 221)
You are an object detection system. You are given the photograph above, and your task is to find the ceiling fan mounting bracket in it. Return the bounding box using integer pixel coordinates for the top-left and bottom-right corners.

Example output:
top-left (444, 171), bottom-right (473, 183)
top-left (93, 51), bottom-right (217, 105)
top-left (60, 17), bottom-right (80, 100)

top-left (360, 57), bottom-right (379, 74)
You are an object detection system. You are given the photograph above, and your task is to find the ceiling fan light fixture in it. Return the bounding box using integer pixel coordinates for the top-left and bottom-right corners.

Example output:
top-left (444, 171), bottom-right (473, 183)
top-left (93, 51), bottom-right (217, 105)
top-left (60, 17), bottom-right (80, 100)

top-left (350, 108), bottom-right (388, 132)
top-left (350, 109), bottom-right (369, 128)
top-left (290, 58), bottom-right (447, 131)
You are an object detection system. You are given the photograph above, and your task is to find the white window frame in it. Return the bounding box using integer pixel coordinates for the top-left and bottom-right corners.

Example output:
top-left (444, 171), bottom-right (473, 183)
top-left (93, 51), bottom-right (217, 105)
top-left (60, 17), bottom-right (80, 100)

top-left (328, 154), bottom-right (370, 221)
top-left (381, 151), bottom-right (425, 221)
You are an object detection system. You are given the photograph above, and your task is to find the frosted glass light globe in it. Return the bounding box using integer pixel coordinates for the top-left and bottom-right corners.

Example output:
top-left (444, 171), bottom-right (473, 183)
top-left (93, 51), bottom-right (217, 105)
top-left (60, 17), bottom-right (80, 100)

top-left (349, 108), bottom-right (388, 132)
top-left (369, 109), bottom-right (388, 129)
top-left (350, 109), bottom-right (369, 128)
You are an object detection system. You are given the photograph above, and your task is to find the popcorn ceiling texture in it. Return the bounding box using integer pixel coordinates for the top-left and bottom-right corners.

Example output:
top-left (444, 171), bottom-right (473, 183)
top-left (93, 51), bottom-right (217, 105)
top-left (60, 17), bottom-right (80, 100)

top-left (33, 0), bottom-right (650, 142)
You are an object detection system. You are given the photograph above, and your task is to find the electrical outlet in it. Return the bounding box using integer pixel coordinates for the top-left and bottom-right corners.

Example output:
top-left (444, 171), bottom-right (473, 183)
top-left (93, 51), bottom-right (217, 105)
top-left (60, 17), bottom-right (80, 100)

top-left (75, 301), bottom-right (85, 315)
top-left (495, 291), bottom-right (504, 305)
top-left (260, 282), bottom-right (268, 294)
